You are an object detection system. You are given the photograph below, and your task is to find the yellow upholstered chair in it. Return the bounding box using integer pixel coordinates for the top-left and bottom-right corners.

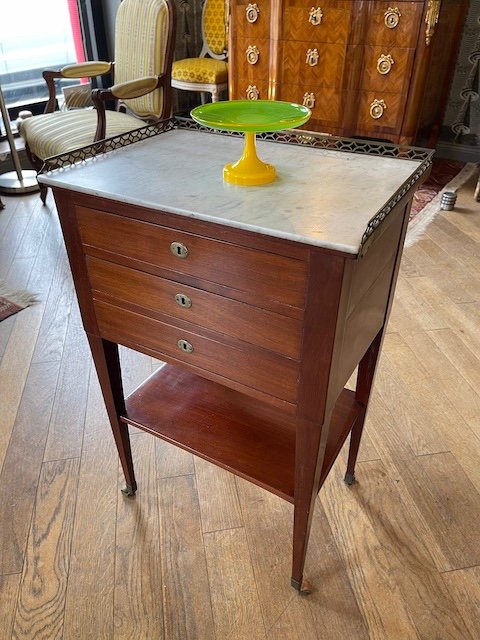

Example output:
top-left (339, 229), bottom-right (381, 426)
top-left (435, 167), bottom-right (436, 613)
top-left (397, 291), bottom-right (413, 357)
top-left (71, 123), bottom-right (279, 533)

top-left (19, 0), bottom-right (176, 203)
top-left (171, 0), bottom-right (228, 103)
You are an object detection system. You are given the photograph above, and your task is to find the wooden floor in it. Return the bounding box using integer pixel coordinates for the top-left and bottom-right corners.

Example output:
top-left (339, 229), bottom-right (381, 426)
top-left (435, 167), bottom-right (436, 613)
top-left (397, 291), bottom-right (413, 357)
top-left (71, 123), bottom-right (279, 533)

top-left (1, 174), bottom-right (480, 640)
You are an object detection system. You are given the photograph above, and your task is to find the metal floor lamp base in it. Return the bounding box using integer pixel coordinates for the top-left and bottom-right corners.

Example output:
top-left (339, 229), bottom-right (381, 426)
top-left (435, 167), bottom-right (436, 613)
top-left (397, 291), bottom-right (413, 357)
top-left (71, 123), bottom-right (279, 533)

top-left (0, 170), bottom-right (39, 194)
top-left (0, 81), bottom-right (39, 196)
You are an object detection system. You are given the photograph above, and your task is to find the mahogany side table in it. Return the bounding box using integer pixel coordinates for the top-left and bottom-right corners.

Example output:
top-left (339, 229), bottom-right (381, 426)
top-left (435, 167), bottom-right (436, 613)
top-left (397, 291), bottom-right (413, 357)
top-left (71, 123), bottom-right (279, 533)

top-left (39, 120), bottom-right (432, 591)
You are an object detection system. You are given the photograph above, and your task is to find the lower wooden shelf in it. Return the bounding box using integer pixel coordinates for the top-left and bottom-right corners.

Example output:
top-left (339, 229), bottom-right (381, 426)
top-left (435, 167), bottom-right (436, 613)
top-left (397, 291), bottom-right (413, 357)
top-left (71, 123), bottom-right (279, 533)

top-left (122, 364), bottom-right (362, 502)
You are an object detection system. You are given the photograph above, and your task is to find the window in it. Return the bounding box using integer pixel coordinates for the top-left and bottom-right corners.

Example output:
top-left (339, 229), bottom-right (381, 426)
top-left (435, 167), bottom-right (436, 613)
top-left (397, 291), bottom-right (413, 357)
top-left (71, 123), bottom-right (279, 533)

top-left (0, 0), bottom-right (85, 110)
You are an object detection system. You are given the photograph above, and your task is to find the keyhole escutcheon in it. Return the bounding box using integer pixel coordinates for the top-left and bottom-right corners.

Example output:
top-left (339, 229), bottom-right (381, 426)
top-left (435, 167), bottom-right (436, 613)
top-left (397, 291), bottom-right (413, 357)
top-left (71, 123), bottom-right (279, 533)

top-left (170, 241), bottom-right (189, 258)
top-left (177, 339), bottom-right (194, 354)
top-left (175, 293), bottom-right (192, 308)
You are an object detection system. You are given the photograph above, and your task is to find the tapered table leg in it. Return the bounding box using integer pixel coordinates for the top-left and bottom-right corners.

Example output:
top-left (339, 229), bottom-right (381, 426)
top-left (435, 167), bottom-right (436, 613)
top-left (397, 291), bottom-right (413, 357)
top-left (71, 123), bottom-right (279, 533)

top-left (291, 416), bottom-right (331, 593)
top-left (88, 335), bottom-right (137, 495)
top-left (345, 329), bottom-right (383, 485)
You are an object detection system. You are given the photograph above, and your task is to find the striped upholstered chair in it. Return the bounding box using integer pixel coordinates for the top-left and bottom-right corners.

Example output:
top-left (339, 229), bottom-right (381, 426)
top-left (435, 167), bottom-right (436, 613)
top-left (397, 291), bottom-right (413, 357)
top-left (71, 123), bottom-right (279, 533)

top-left (171, 0), bottom-right (228, 104)
top-left (19, 0), bottom-right (176, 203)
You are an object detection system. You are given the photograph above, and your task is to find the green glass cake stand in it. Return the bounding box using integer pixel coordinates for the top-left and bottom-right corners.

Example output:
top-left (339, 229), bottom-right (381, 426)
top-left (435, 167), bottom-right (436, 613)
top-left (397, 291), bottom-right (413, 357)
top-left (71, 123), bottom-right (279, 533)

top-left (190, 100), bottom-right (311, 186)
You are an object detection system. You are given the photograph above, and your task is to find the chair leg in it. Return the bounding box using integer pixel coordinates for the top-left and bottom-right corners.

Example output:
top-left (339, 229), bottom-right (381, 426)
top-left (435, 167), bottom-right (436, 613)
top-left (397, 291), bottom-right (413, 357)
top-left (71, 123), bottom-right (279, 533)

top-left (23, 144), bottom-right (46, 204)
top-left (474, 173), bottom-right (480, 202)
top-left (40, 184), bottom-right (48, 205)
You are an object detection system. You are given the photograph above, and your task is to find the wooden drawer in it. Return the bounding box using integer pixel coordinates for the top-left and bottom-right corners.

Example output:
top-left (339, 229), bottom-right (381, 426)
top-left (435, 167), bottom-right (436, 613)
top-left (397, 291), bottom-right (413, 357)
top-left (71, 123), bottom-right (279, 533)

top-left (355, 90), bottom-right (407, 133)
top-left (278, 84), bottom-right (342, 127)
top-left (87, 256), bottom-right (302, 359)
top-left (281, 0), bottom-right (354, 43)
top-left (232, 37), bottom-right (270, 84)
top-left (363, 2), bottom-right (423, 48)
top-left (94, 300), bottom-right (299, 403)
top-left (280, 41), bottom-right (347, 89)
top-left (360, 45), bottom-right (415, 93)
top-left (231, 0), bottom-right (270, 39)
top-left (76, 206), bottom-right (307, 309)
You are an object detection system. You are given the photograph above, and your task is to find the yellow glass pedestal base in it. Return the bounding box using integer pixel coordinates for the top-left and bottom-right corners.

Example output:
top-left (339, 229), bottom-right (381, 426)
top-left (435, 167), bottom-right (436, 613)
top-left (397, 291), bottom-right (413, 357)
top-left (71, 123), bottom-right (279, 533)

top-left (223, 132), bottom-right (276, 186)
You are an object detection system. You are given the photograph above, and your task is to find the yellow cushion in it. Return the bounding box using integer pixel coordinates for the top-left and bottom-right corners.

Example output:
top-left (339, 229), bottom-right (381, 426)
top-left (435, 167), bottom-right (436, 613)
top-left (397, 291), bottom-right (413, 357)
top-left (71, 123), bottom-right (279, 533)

top-left (172, 58), bottom-right (228, 84)
top-left (204, 0), bottom-right (227, 55)
top-left (19, 110), bottom-right (144, 160)
top-left (63, 85), bottom-right (93, 109)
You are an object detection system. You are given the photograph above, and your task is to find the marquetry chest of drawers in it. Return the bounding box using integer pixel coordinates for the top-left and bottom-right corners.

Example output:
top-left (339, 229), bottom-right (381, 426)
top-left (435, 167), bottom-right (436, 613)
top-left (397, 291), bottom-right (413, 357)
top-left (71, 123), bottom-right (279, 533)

top-left (229, 0), bottom-right (468, 144)
top-left (39, 120), bottom-right (432, 591)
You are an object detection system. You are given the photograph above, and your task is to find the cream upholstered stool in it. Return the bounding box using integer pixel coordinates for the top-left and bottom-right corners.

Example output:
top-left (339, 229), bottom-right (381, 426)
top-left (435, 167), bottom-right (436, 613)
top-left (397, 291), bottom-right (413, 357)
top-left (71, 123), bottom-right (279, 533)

top-left (19, 0), bottom-right (176, 203)
top-left (172, 0), bottom-right (228, 103)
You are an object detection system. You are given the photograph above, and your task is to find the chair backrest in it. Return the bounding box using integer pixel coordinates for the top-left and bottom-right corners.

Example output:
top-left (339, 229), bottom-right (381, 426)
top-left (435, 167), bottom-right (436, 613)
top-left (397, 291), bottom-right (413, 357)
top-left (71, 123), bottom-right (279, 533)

top-left (201, 0), bottom-right (228, 59)
top-left (114, 0), bottom-right (175, 119)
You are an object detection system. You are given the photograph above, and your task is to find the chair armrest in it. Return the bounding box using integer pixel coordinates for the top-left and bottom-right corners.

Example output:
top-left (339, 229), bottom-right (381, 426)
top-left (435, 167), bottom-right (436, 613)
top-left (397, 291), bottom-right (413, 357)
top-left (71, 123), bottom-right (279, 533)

top-left (42, 62), bottom-right (113, 113)
top-left (60, 61), bottom-right (113, 78)
top-left (109, 76), bottom-right (159, 100)
top-left (91, 76), bottom-right (163, 141)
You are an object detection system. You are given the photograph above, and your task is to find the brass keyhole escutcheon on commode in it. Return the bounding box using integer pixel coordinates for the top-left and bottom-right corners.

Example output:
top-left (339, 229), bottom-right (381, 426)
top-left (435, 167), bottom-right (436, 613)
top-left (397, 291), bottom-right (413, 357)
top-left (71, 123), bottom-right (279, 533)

top-left (177, 339), bottom-right (194, 354)
top-left (384, 7), bottom-right (401, 28)
top-left (170, 241), bottom-right (189, 258)
top-left (246, 45), bottom-right (260, 65)
top-left (175, 293), bottom-right (192, 309)
top-left (246, 85), bottom-right (260, 100)
top-left (245, 3), bottom-right (260, 23)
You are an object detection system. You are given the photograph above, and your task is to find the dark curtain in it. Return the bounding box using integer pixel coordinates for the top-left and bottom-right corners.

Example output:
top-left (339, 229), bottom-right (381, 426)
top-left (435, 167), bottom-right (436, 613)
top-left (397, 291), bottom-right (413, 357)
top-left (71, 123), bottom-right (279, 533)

top-left (444, 0), bottom-right (480, 146)
top-left (78, 0), bottom-right (112, 88)
top-left (172, 0), bottom-right (204, 115)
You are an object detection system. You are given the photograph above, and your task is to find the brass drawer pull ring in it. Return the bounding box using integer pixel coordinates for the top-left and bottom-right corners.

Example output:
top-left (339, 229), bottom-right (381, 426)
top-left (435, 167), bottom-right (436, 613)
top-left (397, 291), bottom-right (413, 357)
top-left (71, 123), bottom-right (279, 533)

top-left (170, 241), bottom-right (189, 258)
top-left (306, 48), bottom-right (319, 67)
top-left (370, 99), bottom-right (387, 119)
top-left (377, 54), bottom-right (394, 75)
top-left (303, 92), bottom-right (316, 109)
top-left (177, 339), bottom-right (194, 354)
top-left (308, 7), bottom-right (323, 26)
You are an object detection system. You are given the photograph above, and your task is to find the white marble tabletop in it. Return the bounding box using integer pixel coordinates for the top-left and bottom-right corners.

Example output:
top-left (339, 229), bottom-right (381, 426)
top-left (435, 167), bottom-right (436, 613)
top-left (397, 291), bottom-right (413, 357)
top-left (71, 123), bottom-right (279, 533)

top-left (39, 129), bottom-right (423, 254)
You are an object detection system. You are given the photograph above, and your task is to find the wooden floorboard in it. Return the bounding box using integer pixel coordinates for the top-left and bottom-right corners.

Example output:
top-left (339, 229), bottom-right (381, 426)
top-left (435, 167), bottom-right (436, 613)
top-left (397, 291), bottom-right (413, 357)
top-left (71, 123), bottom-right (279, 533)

top-left (0, 174), bottom-right (479, 638)
top-left (236, 478), bottom-right (298, 631)
top-left (345, 460), bottom-right (471, 640)
top-left (194, 457), bottom-right (243, 533)
top-left (442, 566), bottom-right (480, 640)
top-left (62, 371), bottom-right (117, 640)
top-left (12, 458), bottom-right (80, 640)
top-left (158, 474), bottom-right (215, 639)
top-left (0, 573), bottom-right (21, 639)
top-left (0, 360), bottom-right (60, 574)
top-left (114, 433), bottom-right (163, 639)
top-left (204, 527), bottom-right (266, 639)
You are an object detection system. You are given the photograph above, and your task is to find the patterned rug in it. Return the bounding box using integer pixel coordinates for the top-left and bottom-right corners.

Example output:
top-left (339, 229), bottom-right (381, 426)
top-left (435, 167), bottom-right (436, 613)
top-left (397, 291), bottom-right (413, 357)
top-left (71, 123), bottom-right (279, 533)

top-left (0, 282), bottom-right (37, 321)
top-left (406, 160), bottom-right (479, 247)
